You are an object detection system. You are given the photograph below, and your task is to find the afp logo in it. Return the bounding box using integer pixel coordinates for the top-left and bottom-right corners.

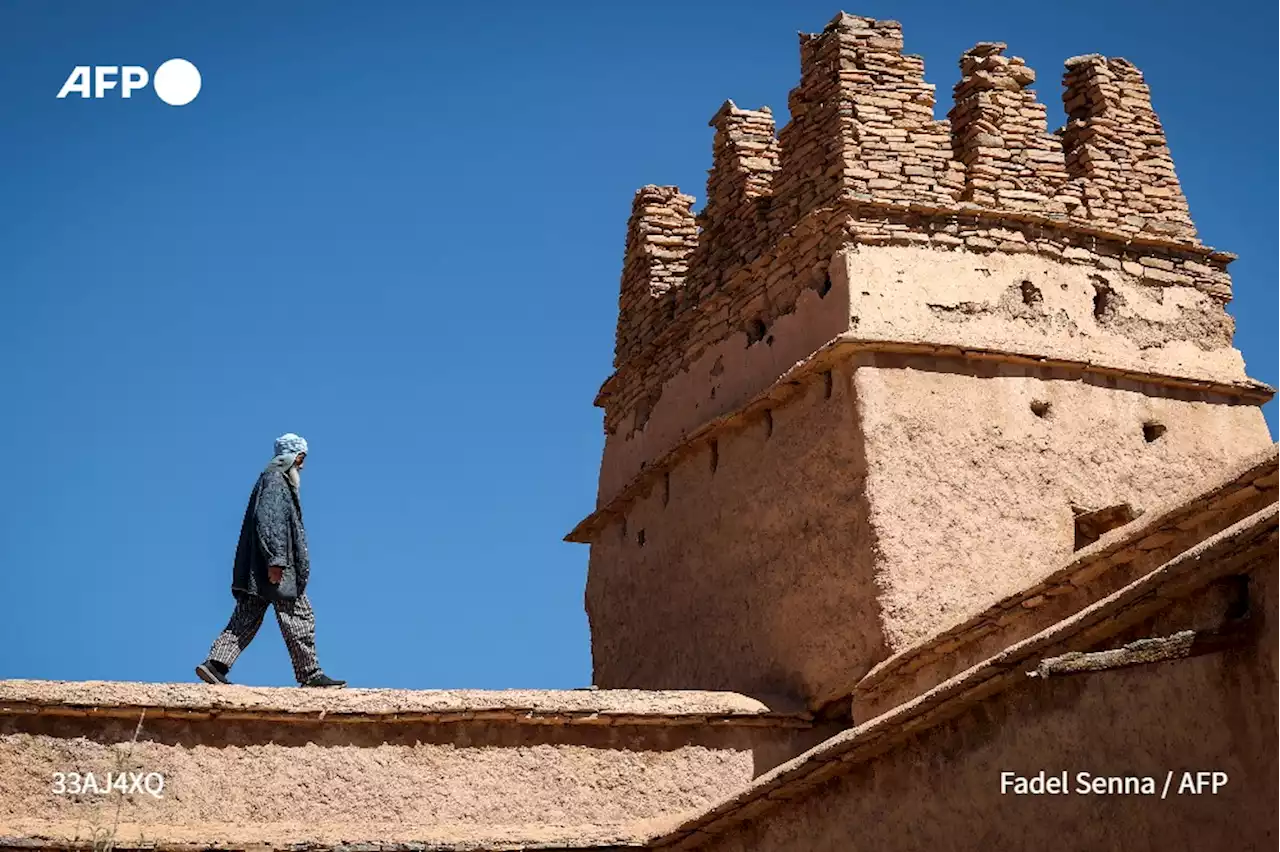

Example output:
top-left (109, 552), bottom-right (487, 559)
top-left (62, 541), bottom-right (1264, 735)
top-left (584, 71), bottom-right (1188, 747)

top-left (56, 59), bottom-right (202, 106)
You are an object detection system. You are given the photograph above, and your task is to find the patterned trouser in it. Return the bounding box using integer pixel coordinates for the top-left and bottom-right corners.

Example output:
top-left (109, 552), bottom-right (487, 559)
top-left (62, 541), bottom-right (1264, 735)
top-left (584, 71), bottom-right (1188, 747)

top-left (208, 593), bottom-right (321, 683)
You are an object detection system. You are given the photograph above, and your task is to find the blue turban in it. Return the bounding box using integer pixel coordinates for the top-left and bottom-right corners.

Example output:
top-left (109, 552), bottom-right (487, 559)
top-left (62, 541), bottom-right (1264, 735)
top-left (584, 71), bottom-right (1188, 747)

top-left (274, 433), bottom-right (308, 457)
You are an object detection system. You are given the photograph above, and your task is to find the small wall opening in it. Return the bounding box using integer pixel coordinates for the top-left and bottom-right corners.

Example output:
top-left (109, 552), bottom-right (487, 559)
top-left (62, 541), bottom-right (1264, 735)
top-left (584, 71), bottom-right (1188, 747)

top-left (662, 471), bottom-right (670, 507)
top-left (709, 439), bottom-right (719, 473)
top-left (817, 275), bottom-right (832, 298)
top-left (1223, 575), bottom-right (1251, 621)
top-left (763, 408), bottom-right (774, 438)
top-left (1020, 280), bottom-right (1042, 307)
top-left (1143, 421), bottom-right (1167, 443)
top-left (1030, 399), bottom-right (1052, 418)
top-left (746, 318), bottom-right (768, 345)
top-left (636, 529), bottom-right (646, 548)
top-left (823, 370), bottom-right (833, 399)
top-left (1092, 282), bottom-right (1114, 320)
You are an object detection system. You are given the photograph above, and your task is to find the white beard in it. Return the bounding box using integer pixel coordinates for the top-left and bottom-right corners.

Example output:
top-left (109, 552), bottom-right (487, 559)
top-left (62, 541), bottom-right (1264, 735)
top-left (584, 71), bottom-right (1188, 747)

top-left (287, 464), bottom-right (302, 492)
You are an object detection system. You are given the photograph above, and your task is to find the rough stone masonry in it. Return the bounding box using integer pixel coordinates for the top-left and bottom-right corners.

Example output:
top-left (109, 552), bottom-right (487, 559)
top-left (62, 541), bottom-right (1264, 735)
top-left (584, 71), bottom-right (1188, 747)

top-left (573, 11), bottom-right (1274, 706)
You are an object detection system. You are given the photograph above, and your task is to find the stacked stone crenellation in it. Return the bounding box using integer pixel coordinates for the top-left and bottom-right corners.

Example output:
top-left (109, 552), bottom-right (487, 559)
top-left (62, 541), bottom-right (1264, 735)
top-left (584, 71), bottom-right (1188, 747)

top-left (948, 43), bottom-right (1070, 211)
top-left (602, 11), bottom-right (1221, 441)
top-left (692, 101), bottom-right (779, 298)
top-left (1060, 54), bottom-right (1197, 240)
top-left (769, 14), bottom-right (963, 231)
top-left (613, 186), bottom-right (697, 370)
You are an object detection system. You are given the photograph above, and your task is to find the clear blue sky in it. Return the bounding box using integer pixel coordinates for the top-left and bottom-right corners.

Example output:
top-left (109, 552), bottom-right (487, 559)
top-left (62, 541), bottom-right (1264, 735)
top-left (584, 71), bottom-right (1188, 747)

top-left (0, 1), bottom-right (1274, 689)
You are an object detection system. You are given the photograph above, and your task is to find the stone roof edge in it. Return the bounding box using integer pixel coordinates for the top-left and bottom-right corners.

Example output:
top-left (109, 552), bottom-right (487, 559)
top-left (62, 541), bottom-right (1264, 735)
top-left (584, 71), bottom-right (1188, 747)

top-left (839, 442), bottom-right (1280, 709)
top-left (566, 333), bottom-right (1274, 543)
top-left (0, 684), bottom-right (810, 727)
top-left (645, 503), bottom-right (1279, 848)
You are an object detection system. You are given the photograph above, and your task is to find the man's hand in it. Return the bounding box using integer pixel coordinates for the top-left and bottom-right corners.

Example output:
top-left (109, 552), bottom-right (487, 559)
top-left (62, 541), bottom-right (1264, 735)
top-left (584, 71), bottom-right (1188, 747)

top-left (268, 565), bottom-right (283, 585)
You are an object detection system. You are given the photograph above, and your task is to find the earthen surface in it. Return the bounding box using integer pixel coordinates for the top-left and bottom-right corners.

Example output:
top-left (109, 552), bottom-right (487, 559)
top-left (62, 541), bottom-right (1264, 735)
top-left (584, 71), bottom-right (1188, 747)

top-left (585, 345), bottom-right (1270, 703)
top-left (854, 359), bottom-right (1271, 655)
top-left (586, 365), bottom-right (884, 701)
top-left (0, 682), bottom-right (805, 721)
top-left (850, 444), bottom-right (1278, 716)
top-left (577, 11), bottom-right (1274, 708)
top-left (0, 733), bottom-right (717, 848)
top-left (650, 503), bottom-right (1277, 849)
top-left (0, 685), bottom-right (818, 850)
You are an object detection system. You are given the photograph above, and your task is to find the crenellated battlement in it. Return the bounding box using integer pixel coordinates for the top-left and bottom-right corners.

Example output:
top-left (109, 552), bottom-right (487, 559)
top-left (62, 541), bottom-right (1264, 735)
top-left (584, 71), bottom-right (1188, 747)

top-left (1060, 53), bottom-right (1197, 239)
top-left (614, 185), bottom-right (697, 370)
top-left (949, 42), bottom-right (1069, 210)
top-left (579, 10), bottom-right (1273, 710)
top-left (691, 101), bottom-right (779, 298)
top-left (600, 12), bottom-right (1236, 477)
top-left (767, 15), bottom-right (963, 227)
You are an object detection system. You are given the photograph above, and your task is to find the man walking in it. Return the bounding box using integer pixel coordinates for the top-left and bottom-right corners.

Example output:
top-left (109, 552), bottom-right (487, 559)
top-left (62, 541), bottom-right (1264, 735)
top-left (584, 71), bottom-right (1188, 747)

top-left (196, 433), bottom-right (345, 688)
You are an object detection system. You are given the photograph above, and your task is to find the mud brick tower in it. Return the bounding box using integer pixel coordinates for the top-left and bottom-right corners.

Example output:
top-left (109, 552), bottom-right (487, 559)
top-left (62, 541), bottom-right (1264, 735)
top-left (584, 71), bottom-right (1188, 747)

top-left (2, 12), bottom-right (1276, 852)
top-left (568, 12), bottom-right (1274, 708)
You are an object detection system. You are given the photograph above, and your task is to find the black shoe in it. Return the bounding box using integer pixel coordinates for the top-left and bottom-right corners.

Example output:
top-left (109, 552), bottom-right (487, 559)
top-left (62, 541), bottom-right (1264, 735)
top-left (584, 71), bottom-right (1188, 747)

top-left (195, 661), bottom-right (231, 685)
top-left (301, 672), bottom-right (346, 688)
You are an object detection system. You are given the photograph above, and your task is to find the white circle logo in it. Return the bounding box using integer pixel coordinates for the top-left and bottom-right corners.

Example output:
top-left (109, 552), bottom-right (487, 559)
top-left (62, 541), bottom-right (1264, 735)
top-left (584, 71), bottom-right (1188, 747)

top-left (153, 58), bottom-right (201, 106)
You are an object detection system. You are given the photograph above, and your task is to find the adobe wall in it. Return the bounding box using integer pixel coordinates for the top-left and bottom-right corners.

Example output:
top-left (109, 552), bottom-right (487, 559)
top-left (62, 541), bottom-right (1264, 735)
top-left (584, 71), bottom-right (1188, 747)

top-left (690, 560), bottom-right (1278, 852)
top-left (597, 232), bottom-right (1264, 508)
top-left (854, 357), bottom-right (1273, 655)
top-left (586, 361), bottom-right (883, 701)
top-left (850, 446), bottom-right (1279, 718)
top-left (838, 243), bottom-right (1249, 383)
top-left (586, 344), bottom-right (1269, 705)
top-left (0, 685), bottom-right (818, 850)
top-left (596, 249), bottom-right (851, 508)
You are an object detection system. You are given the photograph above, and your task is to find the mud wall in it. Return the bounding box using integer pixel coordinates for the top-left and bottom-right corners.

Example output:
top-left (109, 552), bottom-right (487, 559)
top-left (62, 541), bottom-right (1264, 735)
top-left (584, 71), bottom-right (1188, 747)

top-left (855, 357), bottom-right (1272, 654)
top-left (697, 561), bottom-right (1278, 851)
